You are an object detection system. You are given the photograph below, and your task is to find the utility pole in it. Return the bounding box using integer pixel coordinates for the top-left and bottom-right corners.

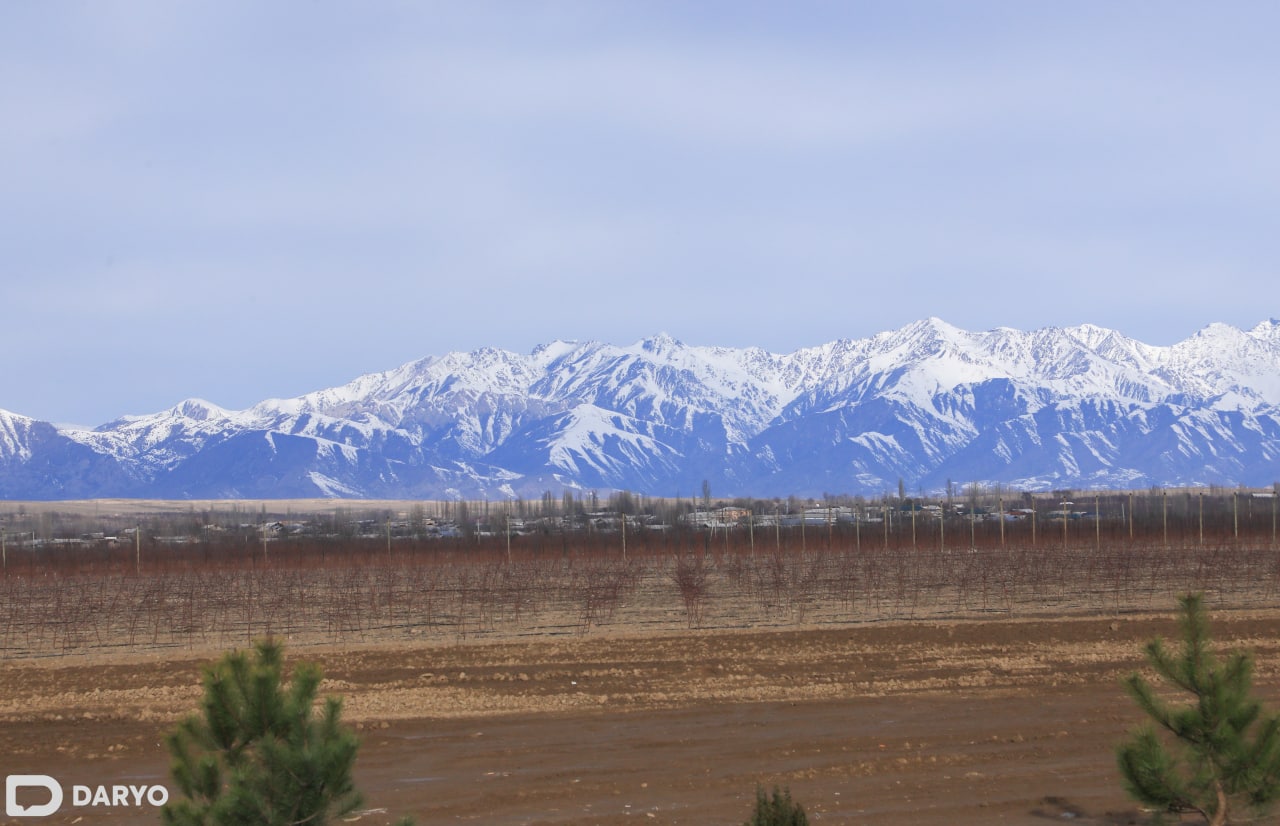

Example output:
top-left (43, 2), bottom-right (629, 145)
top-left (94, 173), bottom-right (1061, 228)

top-left (1162, 489), bottom-right (1168, 548)
top-left (1199, 492), bottom-right (1204, 546)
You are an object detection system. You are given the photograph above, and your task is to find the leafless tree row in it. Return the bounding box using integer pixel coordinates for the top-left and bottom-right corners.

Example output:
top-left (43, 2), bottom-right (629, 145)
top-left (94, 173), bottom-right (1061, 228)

top-left (2, 527), bottom-right (1279, 659)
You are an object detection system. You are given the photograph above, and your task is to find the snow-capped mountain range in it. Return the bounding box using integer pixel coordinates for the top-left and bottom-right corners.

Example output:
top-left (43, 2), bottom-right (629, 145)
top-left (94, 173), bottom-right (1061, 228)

top-left (3, 318), bottom-right (1280, 500)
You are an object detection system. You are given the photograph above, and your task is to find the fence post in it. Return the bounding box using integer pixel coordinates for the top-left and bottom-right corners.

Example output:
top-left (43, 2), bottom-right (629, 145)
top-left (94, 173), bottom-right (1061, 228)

top-left (1162, 489), bottom-right (1168, 549)
top-left (1199, 492), bottom-right (1204, 547)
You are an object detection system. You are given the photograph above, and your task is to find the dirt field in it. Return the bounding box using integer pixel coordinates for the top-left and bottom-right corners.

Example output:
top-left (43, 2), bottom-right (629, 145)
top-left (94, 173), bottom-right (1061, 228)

top-left (6, 603), bottom-right (1280, 826)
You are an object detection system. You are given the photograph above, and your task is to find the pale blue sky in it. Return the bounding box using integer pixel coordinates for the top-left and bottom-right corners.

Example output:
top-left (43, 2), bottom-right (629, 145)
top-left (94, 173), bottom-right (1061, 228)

top-left (3, 2), bottom-right (1277, 426)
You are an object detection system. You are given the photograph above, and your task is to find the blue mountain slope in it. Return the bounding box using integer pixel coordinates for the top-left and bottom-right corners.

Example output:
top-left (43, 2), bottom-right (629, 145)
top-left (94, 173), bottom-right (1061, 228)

top-left (2, 319), bottom-right (1279, 499)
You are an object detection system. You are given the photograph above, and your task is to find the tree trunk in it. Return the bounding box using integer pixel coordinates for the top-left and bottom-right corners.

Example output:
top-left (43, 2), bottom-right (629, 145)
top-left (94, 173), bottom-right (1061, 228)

top-left (1208, 780), bottom-right (1228, 826)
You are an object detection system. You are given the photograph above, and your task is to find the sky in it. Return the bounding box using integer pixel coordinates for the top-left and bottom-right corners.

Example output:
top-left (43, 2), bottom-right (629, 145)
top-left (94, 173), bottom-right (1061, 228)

top-left (3, 2), bottom-right (1278, 427)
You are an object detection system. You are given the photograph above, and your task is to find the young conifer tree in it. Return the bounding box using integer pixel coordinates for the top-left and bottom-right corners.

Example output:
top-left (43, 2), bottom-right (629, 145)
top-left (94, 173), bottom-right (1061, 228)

top-left (162, 638), bottom-right (363, 826)
top-left (743, 785), bottom-right (808, 826)
top-left (1117, 593), bottom-right (1280, 826)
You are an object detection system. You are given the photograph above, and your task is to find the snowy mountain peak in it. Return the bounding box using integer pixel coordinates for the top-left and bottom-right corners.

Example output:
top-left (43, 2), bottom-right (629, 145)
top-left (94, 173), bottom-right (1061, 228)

top-left (530, 339), bottom-right (582, 363)
top-left (171, 398), bottom-right (230, 422)
top-left (636, 332), bottom-right (684, 355)
top-left (886, 316), bottom-right (965, 349)
top-left (0, 408), bottom-right (39, 462)
top-left (3, 318), bottom-right (1280, 499)
top-left (1249, 318), bottom-right (1280, 342)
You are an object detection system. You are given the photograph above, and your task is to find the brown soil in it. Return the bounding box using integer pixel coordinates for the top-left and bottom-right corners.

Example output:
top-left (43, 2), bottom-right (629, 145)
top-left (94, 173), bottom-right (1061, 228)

top-left (6, 606), bottom-right (1280, 825)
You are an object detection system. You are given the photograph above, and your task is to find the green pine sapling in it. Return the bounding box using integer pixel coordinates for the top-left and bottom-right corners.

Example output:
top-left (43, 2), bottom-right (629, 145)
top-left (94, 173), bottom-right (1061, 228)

top-left (1117, 593), bottom-right (1280, 826)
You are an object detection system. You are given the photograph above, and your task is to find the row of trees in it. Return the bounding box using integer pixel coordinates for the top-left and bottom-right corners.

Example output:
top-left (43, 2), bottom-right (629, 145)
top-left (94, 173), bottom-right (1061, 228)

top-left (6, 532), bottom-right (1280, 658)
top-left (2, 491), bottom-right (1277, 573)
top-left (3, 486), bottom-right (1277, 544)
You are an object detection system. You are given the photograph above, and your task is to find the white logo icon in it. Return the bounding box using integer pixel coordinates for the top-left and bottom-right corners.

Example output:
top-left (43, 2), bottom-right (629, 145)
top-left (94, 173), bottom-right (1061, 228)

top-left (6, 775), bottom-right (63, 817)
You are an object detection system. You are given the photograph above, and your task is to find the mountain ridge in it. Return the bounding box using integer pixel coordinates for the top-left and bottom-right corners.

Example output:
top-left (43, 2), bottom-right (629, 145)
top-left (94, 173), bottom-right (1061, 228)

top-left (3, 319), bottom-right (1279, 500)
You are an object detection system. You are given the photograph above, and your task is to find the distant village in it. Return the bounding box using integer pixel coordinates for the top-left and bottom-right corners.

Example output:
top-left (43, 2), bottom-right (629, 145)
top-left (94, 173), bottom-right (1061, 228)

top-left (2, 486), bottom-right (1276, 550)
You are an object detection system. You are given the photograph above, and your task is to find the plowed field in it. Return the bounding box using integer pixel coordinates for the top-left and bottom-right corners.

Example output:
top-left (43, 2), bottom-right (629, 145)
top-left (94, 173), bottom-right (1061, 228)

top-left (6, 605), bottom-right (1280, 825)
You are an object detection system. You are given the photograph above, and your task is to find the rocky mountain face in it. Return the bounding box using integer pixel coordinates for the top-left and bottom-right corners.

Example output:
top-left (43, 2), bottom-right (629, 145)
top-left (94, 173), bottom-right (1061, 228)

top-left (3, 318), bottom-right (1279, 500)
